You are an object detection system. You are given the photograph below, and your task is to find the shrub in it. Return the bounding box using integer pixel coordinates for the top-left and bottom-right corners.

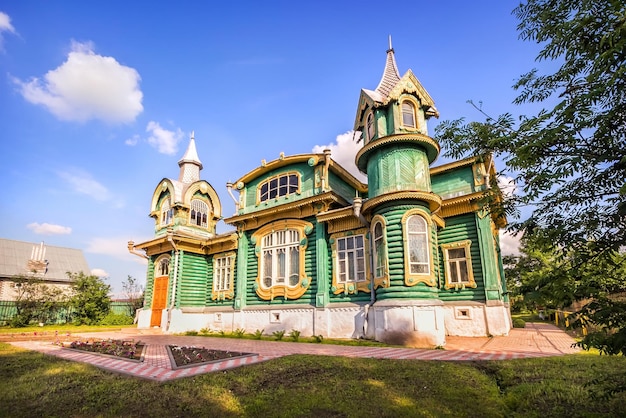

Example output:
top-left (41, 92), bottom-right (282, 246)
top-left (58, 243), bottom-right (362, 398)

top-left (289, 329), bottom-right (301, 341)
top-left (185, 330), bottom-right (199, 336)
top-left (513, 318), bottom-right (526, 328)
top-left (272, 330), bottom-right (285, 341)
top-left (233, 328), bottom-right (246, 338)
top-left (253, 329), bottom-right (264, 339)
top-left (99, 313), bottom-right (133, 326)
top-left (311, 334), bottom-right (324, 343)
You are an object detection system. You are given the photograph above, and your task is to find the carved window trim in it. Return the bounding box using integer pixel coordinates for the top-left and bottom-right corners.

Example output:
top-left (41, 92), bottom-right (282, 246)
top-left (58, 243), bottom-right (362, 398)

top-left (330, 229), bottom-right (370, 295)
top-left (401, 100), bottom-right (416, 128)
top-left (160, 198), bottom-right (173, 227)
top-left (401, 209), bottom-right (436, 286)
top-left (371, 215), bottom-right (390, 288)
top-left (212, 252), bottom-right (236, 300)
top-left (441, 240), bottom-right (476, 290)
top-left (257, 172), bottom-right (300, 204)
top-left (366, 111), bottom-right (375, 142)
top-left (190, 199), bottom-right (209, 228)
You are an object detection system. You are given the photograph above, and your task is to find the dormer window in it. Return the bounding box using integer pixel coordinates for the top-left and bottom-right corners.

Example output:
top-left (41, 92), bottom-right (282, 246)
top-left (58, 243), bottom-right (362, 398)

top-left (190, 199), bottom-right (208, 227)
top-left (401, 101), bottom-right (416, 128)
top-left (259, 173), bottom-right (299, 203)
top-left (366, 112), bottom-right (375, 141)
top-left (160, 199), bottom-right (173, 227)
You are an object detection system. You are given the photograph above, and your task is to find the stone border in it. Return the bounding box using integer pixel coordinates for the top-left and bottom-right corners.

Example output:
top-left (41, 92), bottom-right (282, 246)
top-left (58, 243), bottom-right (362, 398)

top-left (62, 343), bottom-right (146, 363)
top-left (166, 345), bottom-right (257, 370)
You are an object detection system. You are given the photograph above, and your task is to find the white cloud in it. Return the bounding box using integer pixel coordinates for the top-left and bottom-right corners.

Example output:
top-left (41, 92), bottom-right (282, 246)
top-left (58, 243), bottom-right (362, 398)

top-left (312, 131), bottom-right (366, 182)
top-left (498, 175), bottom-right (517, 198)
top-left (27, 222), bottom-right (72, 235)
top-left (125, 134), bottom-right (140, 146)
top-left (13, 41), bottom-right (143, 123)
top-left (91, 268), bottom-right (109, 278)
top-left (146, 121), bottom-right (183, 155)
top-left (58, 169), bottom-right (112, 201)
top-left (0, 11), bottom-right (16, 50)
top-left (500, 230), bottom-right (522, 256)
top-left (86, 236), bottom-right (149, 265)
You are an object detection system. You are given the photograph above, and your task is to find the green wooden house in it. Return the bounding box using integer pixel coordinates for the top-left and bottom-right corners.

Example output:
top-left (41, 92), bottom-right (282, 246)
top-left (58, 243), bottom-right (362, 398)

top-left (129, 44), bottom-right (511, 346)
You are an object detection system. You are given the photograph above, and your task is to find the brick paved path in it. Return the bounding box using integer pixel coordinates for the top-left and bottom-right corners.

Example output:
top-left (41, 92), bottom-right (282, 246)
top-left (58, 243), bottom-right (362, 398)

top-left (8, 323), bottom-right (580, 382)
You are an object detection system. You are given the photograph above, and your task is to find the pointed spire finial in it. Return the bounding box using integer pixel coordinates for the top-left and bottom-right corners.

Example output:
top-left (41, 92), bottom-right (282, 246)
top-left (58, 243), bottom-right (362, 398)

top-left (388, 35), bottom-right (393, 52)
top-left (191, 130), bottom-right (195, 141)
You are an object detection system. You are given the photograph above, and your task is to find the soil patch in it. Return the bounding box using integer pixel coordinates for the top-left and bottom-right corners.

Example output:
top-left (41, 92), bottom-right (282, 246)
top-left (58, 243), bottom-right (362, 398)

top-left (167, 345), bottom-right (256, 369)
top-left (62, 339), bottom-right (145, 362)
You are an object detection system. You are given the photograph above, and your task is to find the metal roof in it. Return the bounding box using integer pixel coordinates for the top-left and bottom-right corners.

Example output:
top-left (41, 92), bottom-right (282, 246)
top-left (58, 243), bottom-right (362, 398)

top-left (0, 238), bottom-right (91, 282)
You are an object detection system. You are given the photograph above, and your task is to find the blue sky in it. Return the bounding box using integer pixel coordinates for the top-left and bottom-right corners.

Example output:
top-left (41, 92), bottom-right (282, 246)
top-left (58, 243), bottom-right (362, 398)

top-left (0, 1), bottom-right (541, 295)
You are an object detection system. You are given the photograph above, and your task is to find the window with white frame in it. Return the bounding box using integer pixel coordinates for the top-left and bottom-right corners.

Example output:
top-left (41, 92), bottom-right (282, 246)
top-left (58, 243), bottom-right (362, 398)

top-left (373, 221), bottom-right (386, 278)
top-left (160, 199), bottom-right (173, 227)
top-left (259, 173), bottom-right (299, 202)
top-left (336, 235), bottom-right (366, 284)
top-left (261, 229), bottom-right (300, 288)
top-left (190, 199), bottom-right (208, 227)
top-left (213, 255), bottom-right (232, 292)
top-left (366, 112), bottom-right (375, 141)
top-left (406, 215), bottom-right (430, 274)
top-left (442, 240), bottom-right (474, 287)
top-left (401, 101), bottom-right (416, 128)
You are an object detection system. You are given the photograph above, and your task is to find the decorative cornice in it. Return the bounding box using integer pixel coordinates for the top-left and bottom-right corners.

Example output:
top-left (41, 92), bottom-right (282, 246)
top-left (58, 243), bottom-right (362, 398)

top-left (132, 232), bottom-right (238, 256)
top-left (362, 191), bottom-right (442, 214)
top-left (430, 156), bottom-right (480, 175)
top-left (355, 133), bottom-right (440, 170)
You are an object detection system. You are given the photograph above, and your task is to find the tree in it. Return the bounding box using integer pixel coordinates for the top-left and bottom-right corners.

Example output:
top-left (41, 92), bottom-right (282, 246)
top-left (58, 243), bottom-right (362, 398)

top-left (435, 0), bottom-right (626, 354)
top-left (68, 272), bottom-right (111, 325)
top-left (9, 275), bottom-right (69, 327)
top-left (121, 275), bottom-right (144, 316)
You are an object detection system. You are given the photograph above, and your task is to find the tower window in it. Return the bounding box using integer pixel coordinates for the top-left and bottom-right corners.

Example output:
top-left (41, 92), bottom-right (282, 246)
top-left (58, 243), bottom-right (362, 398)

top-left (190, 199), bottom-right (209, 228)
top-left (373, 221), bottom-right (386, 278)
top-left (401, 101), bottom-right (416, 128)
top-left (366, 112), bottom-right (375, 141)
top-left (406, 215), bottom-right (430, 274)
top-left (160, 199), bottom-right (173, 227)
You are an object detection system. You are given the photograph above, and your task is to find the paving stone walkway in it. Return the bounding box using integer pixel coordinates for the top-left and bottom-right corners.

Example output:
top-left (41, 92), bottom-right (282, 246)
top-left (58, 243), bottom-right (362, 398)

top-left (8, 322), bottom-right (580, 382)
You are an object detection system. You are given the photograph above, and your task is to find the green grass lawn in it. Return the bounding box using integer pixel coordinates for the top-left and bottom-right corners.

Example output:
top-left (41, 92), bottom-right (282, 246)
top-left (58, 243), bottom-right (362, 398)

top-left (1, 342), bottom-right (624, 418)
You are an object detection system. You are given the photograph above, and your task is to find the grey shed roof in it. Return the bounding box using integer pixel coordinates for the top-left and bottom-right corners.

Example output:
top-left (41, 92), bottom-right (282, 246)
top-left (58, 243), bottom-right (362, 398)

top-left (0, 238), bottom-right (91, 283)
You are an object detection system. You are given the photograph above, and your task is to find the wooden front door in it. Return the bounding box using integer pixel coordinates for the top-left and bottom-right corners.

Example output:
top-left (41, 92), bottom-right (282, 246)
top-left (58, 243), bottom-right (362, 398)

top-left (150, 276), bottom-right (169, 327)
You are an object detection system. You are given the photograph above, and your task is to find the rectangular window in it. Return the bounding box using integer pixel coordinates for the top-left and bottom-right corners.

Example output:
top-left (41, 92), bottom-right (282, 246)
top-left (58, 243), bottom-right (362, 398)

top-left (336, 235), bottom-right (366, 284)
top-left (441, 240), bottom-right (475, 289)
top-left (214, 256), bottom-right (232, 292)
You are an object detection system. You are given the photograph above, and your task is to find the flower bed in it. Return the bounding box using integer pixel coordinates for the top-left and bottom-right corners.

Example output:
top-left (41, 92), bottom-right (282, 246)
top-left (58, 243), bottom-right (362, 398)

top-left (167, 345), bottom-right (255, 369)
top-left (61, 339), bottom-right (145, 362)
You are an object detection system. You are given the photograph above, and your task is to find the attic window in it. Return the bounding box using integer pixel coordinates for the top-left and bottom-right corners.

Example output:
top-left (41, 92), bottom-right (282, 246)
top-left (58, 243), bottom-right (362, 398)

top-left (160, 199), bottom-right (173, 227)
top-left (259, 173), bottom-right (299, 202)
top-left (190, 199), bottom-right (208, 228)
top-left (401, 101), bottom-right (416, 128)
top-left (366, 112), bottom-right (375, 141)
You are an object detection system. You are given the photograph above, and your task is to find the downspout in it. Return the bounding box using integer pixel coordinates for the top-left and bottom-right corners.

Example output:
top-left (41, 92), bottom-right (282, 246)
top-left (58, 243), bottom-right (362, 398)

top-left (353, 197), bottom-right (376, 336)
top-left (166, 229), bottom-right (179, 332)
top-left (127, 241), bottom-right (148, 260)
top-left (322, 149), bottom-right (331, 192)
top-left (226, 182), bottom-right (240, 215)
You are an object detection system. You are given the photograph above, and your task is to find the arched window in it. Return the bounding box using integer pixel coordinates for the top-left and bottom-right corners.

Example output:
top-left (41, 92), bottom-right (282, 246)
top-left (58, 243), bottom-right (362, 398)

top-left (160, 199), bottom-right (173, 227)
top-left (373, 221), bottom-right (386, 278)
top-left (156, 257), bottom-right (170, 277)
top-left (401, 101), bottom-right (416, 128)
top-left (366, 112), bottom-right (375, 141)
top-left (190, 199), bottom-right (209, 227)
top-left (259, 173), bottom-right (299, 202)
top-left (406, 215), bottom-right (429, 274)
top-left (261, 229), bottom-right (300, 288)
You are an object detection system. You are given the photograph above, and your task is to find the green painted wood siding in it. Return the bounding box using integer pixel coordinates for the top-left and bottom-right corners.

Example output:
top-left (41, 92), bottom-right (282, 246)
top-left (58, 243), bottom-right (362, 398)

top-left (366, 145), bottom-right (431, 198)
top-left (431, 165), bottom-right (475, 200)
top-left (374, 203), bottom-right (439, 301)
top-left (143, 257), bottom-right (156, 308)
top-left (328, 171), bottom-right (359, 202)
top-left (177, 252), bottom-right (209, 307)
top-left (437, 213), bottom-right (485, 302)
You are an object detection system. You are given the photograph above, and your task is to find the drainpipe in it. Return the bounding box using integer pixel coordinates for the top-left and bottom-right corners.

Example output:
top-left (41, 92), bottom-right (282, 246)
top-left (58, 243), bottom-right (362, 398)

top-left (166, 229), bottom-right (180, 332)
top-left (353, 197), bottom-right (376, 336)
top-left (127, 241), bottom-right (148, 260)
top-left (226, 182), bottom-right (240, 215)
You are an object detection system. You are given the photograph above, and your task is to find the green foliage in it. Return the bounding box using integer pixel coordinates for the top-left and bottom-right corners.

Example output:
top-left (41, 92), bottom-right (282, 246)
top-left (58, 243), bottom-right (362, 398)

top-left (184, 330), bottom-right (198, 336)
top-left (435, 0), bottom-right (626, 355)
top-left (121, 275), bottom-right (144, 316)
top-left (272, 329), bottom-right (285, 341)
top-left (68, 272), bottom-right (111, 325)
top-left (253, 329), bottom-right (264, 339)
top-left (233, 328), bottom-right (246, 338)
top-left (199, 328), bottom-right (211, 336)
top-left (311, 334), bottom-right (324, 343)
top-left (99, 313), bottom-right (133, 326)
top-left (9, 275), bottom-right (70, 327)
top-left (289, 329), bottom-right (301, 341)
top-left (513, 318), bottom-right (526, 328)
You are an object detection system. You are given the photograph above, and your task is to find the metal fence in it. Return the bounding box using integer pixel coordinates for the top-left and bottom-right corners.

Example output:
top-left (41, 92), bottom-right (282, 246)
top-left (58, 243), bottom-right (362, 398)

top-left (0, 300), bottom-right (136, 326)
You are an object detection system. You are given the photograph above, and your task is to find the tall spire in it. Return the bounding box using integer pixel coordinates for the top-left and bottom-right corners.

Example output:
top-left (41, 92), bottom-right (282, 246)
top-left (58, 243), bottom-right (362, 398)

top-left (178, 131), bottom-right (203, 183)
top-left (375, 35), bottom-right (401, 98)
